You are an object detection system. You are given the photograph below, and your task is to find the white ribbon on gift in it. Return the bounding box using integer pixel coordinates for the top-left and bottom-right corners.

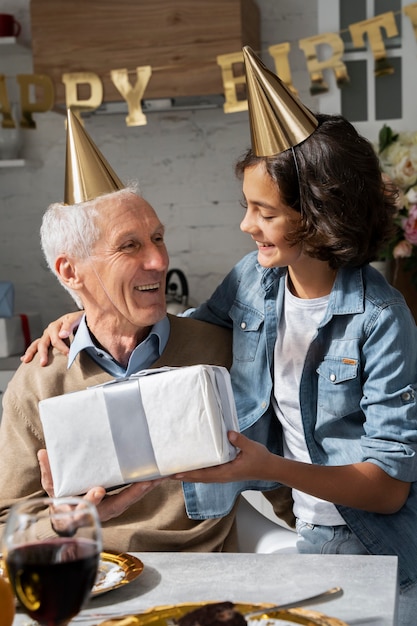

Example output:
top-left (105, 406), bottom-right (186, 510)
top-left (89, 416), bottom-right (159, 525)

top-left (101, 378), bottom-right (159, 480)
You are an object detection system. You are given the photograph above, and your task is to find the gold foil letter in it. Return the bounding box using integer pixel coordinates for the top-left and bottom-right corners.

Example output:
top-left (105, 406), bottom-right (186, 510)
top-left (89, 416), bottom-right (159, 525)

top-left (17, 74), bottom-right (55, 129)
top-left (62, 72), bottom-right (103, 112)
top-left (349, 12), bottom-right (399, 76)
top-left (268, 43), bottom-right (298, 97)
top-left (216, 52), bottom-right (248, 114)
top-left (404, 3), bottom-right (417, 40)
top-left (0, 74), bottom-right (14, 128)
top-left (110, 67), bottom-right (152, 126)
top-left (299, 33), bottom-right (349, 95)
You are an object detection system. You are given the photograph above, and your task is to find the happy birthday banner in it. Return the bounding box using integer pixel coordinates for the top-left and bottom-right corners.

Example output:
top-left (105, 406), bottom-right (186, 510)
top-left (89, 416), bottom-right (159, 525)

top-left (1, 3), bottom-right (417, 129)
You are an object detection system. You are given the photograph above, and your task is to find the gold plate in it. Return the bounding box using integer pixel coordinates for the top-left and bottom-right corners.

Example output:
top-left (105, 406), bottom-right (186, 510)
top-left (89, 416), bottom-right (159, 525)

top-left (92, 551), bottom-right (144, 597)
top-left (1, 551), bottom-right (144, 598)
top-left (98, 602), bottom-right (348, 626)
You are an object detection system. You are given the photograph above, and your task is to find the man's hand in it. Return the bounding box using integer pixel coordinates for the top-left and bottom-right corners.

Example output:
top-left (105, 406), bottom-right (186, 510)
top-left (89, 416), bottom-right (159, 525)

top-left (84, 480), bottom-right (165, 522)
top-left (21, 311), bottom-right (84, 365)
top-left (37, 449), bottom-right (165, 522)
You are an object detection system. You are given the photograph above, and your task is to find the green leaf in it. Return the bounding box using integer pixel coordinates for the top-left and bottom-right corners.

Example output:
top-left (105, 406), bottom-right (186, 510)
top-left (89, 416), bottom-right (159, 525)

top-left (378, 125), bottom-right (399, 153)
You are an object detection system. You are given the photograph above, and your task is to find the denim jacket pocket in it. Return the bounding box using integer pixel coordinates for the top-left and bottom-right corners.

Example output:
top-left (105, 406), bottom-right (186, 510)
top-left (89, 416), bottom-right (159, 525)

top-left (229, 303), bottom-right (263, 362)
top-left (316, 356), bottom-right (362, 417)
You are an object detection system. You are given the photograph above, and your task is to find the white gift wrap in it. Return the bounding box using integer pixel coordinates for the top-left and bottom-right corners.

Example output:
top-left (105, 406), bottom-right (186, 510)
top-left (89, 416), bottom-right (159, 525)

top-left (39, 365), bottom-right (239, 497)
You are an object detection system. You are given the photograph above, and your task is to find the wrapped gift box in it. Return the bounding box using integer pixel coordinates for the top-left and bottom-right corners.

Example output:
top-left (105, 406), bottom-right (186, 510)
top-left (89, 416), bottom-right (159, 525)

top-left (0, 313), bottom-right (43, 357)
top-left (39, 365), bottom-right (239, 497)
top-left (0, 282), bottom-right (14, 318)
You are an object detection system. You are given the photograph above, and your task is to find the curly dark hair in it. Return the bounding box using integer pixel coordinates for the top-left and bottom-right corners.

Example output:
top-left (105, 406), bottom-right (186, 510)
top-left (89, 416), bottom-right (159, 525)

top-left (235, 113), bottom-right (398, 269)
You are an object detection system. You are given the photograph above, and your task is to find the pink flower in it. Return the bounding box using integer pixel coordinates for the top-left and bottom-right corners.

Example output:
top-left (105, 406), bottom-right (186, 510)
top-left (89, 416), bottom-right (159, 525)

top-left (402, 204), bottom-right (417, 245)
top-left (393, 239), bottom-right (413, 258)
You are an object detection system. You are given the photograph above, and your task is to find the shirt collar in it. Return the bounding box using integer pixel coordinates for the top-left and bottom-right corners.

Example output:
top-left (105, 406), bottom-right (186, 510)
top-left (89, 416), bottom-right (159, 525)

top-left (67, 314), bottom-right (170, 377)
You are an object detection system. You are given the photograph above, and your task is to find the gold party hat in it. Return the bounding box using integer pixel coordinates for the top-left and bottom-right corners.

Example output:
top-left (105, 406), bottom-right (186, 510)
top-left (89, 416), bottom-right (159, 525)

top-left (65, 108), bottom-right (124, 204)
top-left (243, 46), bottom-right (318, 156)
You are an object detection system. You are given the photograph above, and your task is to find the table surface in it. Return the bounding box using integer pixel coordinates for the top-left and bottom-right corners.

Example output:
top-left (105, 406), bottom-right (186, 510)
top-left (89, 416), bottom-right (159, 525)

top-left (12, 552), bottom-right (399, 626)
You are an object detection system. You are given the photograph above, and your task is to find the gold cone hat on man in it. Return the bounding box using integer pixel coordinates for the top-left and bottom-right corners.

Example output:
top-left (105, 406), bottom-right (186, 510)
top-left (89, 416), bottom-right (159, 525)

top-left (65, 108), bottom-right (124, 204)
top-left (243, 46), bottom-right (318, 156)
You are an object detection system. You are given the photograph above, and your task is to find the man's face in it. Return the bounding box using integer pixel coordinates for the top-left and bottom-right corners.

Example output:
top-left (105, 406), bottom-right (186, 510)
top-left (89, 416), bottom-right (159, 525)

top-left (77, 193), bottom-right (169, 336)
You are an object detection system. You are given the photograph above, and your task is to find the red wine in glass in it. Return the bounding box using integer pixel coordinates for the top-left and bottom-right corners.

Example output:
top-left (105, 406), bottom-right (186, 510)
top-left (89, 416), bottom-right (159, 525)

top-left (6, 538), bottom-right (99, 626)
top-left (2, 497), bottom-right (102, 626)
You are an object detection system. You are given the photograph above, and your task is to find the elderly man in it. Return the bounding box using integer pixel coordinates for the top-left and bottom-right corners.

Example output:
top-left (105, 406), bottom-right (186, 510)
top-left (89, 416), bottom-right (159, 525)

top-left (0, 111), bottom-right (237, 552)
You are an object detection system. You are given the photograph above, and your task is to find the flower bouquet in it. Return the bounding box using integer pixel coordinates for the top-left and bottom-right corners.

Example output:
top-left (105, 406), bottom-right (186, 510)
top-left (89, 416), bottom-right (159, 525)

top-left (378, 125), bottom-right (417, 288)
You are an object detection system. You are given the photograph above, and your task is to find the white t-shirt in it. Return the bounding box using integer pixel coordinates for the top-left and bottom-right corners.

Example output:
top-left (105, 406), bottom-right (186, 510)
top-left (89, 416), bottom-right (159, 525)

top-left (273, 279), bottom-right (345, 525)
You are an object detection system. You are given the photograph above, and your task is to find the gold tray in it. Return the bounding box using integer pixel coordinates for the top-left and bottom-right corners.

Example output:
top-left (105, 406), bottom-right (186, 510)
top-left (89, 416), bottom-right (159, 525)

top-left (92, 550), bottom-right (144, 596)
top-left (98, 602), bottom-right (348, 626)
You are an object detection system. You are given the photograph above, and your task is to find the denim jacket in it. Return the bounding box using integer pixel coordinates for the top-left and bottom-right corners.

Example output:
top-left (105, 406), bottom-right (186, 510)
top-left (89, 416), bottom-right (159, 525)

top-left (184, 251), bottom-right (417, 590)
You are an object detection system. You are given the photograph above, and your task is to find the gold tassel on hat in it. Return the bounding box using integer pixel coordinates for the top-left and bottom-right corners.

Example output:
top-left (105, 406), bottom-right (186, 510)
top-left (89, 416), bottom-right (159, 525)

top-left (65, 108), bottom-right (124, 205)
top-left (243, 46), bottom-right (318, 157)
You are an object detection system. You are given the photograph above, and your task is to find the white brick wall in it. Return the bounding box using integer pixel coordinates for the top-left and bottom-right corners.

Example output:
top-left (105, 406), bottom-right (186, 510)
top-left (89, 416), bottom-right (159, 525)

top-left (0, 0), bottom-right (317, 324)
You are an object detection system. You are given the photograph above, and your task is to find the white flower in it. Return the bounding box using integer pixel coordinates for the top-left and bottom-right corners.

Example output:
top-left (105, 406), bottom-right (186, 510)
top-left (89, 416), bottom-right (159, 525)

top-left (406, 186), bottom-right (417, 205)
top-left (379, 133), bottom-right (417, 189)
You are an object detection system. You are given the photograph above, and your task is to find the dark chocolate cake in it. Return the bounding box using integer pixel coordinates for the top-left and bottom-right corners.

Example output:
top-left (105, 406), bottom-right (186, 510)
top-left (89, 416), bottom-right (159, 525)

top-left (177, 602), bottom-right (247, 626)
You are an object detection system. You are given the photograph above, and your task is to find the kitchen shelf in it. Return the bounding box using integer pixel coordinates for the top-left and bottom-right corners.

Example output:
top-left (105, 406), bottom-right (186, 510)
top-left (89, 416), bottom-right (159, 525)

top-left (0, 159), bottom-right (25, 167)
top-left (0, 37), bottom-right (30, 57)
top-left (0, 36), bottom-right (18, 45)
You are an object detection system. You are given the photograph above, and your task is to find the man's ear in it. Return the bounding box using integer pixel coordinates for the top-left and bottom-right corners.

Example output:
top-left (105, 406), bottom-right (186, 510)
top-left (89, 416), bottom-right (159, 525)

top-left (55, 255), bottom-right (82, 290)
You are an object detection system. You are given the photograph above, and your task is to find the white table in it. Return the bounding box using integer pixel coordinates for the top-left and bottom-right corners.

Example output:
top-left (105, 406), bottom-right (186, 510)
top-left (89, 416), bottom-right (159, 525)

top-left (12, 552), bottom-right (398, 626)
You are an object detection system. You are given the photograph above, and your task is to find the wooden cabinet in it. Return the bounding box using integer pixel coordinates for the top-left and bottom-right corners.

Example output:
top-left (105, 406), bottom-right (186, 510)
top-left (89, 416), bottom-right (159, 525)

top-left (30, 0), bottom-right (260, 105)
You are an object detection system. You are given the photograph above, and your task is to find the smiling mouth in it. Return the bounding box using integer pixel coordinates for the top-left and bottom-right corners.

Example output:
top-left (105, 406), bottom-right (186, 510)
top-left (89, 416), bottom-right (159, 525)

top-left (256, 241), bottom-right (274, 248)
top-left (134, 282), bottom-right (160, 292)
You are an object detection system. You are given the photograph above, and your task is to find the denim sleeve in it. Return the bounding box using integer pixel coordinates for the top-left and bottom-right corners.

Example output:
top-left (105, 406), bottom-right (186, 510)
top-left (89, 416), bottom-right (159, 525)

top-left (187, 254), bottom-right (256, 328)
top-left (360, 303), bottom-right (417, 481)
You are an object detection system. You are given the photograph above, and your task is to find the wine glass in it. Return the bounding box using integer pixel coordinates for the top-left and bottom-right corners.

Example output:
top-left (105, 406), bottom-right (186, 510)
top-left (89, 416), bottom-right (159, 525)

top-left (2, 497), bottom-right (102, 626)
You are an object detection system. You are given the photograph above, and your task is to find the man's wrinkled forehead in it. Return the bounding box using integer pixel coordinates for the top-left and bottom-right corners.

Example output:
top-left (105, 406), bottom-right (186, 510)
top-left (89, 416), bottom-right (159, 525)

top-left (92, 195), bottom-right (165, 247)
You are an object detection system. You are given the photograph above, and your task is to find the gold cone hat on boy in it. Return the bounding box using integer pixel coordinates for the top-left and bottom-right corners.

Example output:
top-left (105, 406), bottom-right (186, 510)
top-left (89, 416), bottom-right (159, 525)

top-left (65, 108), bottom-right (124, 204)
top-left (242, 46), bottom-right (318, 156)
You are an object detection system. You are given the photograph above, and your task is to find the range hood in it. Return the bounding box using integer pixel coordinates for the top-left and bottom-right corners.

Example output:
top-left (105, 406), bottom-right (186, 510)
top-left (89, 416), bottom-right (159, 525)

top-left (30, 0), bottom-right (260, 108)
top-left (75, 94), bottom-right (226, 116)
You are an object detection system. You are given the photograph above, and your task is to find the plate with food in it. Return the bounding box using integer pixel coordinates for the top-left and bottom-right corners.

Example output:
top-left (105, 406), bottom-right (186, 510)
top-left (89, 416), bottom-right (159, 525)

top-left (97, 601), bottom-right (348, 626)
top-left (92, 551), bottom-right (144, 597)
top-left (1, 550), bottom-right (144, 599)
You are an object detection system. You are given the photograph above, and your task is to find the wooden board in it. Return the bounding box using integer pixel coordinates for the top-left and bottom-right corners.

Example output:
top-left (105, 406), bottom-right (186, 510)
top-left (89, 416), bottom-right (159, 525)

top-left (30, 0), bottom-right (260, 105)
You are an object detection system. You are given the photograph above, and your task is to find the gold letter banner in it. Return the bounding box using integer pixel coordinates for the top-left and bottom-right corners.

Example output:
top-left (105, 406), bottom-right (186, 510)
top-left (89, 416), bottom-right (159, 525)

top-left (268, 43), bottom-right (299, 97)
top-left (62, 72), bottom-right (104, 114)
top-left (110, 67), bottom-right (152, 127)
top-left (298, 32), bottom-right (349, 95)
top-left (0, 74), bottom-right (14, 128)
top-left (349, 11), bottom-right (399, 76)
top-left (216, 52), bottom-right (248, 114)
top-left (17, 74), bottom-right (55, 128)
top-left (404, 2), bottom-right (417, 40)
top-left (2, 5), bottom-right (417, 128)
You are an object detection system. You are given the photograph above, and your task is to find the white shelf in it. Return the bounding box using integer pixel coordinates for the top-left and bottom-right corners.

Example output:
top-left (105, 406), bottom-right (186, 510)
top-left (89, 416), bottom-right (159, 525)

top-left (0, 36), bottom-right (18, 45)
top-left (0, 37), bottom-right (30, 57)
top-left (0, 159), bottom-right (25, 167)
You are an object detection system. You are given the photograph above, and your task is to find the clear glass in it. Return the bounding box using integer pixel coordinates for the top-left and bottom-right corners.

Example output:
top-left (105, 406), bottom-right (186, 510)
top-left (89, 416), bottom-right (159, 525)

top-left (2, 497), bottom-right (102, 626)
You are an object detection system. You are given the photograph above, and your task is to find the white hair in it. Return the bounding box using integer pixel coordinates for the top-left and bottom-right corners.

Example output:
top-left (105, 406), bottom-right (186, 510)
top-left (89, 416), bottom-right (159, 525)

top-left (40, 182), bottom-right (140, 307)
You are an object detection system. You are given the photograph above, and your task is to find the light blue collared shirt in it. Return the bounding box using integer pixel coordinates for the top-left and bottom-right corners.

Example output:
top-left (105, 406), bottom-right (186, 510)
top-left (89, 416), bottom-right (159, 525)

top-left (67, 315), bottom-right (170, 378)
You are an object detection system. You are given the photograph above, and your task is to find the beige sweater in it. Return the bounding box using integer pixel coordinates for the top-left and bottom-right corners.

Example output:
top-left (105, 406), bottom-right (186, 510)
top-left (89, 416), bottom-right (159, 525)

top-left (0, 314), bottom-right (239, 552)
